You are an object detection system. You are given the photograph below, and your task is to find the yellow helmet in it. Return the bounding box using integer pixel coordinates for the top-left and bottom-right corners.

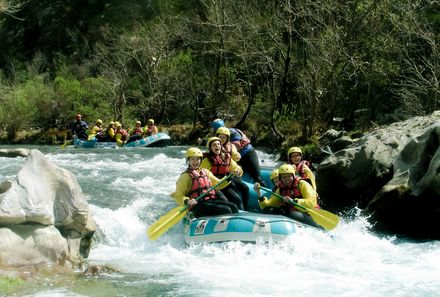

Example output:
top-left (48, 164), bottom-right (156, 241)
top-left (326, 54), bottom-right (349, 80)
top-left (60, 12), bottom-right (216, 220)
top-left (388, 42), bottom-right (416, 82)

top-left (287, 146), bottom-right (302, 159)
top-left (115, 122), bottom-right (122, 128)
top-left (216, 127), bottom-right (230, 137)
top-left (270, 169), bottom-right (279, 181)
top-left (278, 164), bottom-right (296, 175)
top-left (96, 119), bottom-right (103, 124)
top-left (135, 120), bottom-right (141, 125)
top-left (185, 147), bottom-right (203, 158)
top-left (109, 121), bottom-right (115, 125)
top-left (206, 137), bottom-right (222, 150)
top-left (148, 119), bottom-right (154, 124)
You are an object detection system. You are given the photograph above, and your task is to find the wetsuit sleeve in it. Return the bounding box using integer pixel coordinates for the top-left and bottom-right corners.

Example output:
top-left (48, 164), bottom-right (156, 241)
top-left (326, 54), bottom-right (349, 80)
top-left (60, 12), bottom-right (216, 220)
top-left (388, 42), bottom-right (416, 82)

top-left (87, 126), bottom-right (99, 140)
top-left (231, 145), bottom-right (241, 161)
top-left (303, 165), bottom-right (317, 191)
top-left (297, 180), bottom-right (318, 210)
top-left (229, 159), bottom-right (243, 176)
top-left (172, 173), bottom-right (192, 206)
top-left (258, 189), bottom-right (284, 209)
top-left (115, 133), bottom-right (124, 146)
top-left (257, 196), bottom-right (269, 209)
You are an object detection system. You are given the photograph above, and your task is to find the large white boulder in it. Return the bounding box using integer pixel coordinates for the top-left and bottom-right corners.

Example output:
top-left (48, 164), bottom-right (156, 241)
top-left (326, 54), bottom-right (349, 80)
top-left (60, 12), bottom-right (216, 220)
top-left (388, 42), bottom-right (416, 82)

top-left (0, 149), bottom-right (96, 267)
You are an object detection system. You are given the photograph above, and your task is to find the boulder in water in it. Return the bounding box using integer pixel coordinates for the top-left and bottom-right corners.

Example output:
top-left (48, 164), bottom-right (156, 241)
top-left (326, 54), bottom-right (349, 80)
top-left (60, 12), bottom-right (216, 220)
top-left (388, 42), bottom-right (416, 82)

top-left (0, 149), bottom-right (96, 267)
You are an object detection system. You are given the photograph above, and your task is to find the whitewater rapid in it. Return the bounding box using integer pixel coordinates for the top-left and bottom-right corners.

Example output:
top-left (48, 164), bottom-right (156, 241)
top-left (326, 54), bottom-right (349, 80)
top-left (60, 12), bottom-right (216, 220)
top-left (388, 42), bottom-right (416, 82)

top-left (1, 145), bottom-right (439, 297)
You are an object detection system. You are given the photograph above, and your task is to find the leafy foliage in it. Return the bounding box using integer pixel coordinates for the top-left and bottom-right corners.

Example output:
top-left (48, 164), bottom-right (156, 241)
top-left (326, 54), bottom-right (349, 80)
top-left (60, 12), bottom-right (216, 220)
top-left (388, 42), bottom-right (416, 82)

top-left (0, 0), bottom-right (439, 145)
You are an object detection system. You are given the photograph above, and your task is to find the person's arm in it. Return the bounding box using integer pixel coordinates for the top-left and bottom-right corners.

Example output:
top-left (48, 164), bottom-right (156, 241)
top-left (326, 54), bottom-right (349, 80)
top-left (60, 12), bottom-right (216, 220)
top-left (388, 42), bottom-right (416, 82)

top-left (115, 133), bottom-right (124, 146)
top-left (229, 159), bottom-right (243, 176)
top-left (172, 173), bottom-right (192, 206)
top-left (303, 165), bottom-right (317, 190)
top-left (153, 125), bottom-right (158, 134)
top-left (87, 126), bottom-right (98, 140)
top-left (296, 180), bottom-right (318, 210)
top-left (82, 121), bottom-right (89, 129)
top-left (207, 170), bottom-right (229, 190)
top-left (254, 184), bottom-right (283, 209)
top-left (231, 145), bottom-right (241, 161)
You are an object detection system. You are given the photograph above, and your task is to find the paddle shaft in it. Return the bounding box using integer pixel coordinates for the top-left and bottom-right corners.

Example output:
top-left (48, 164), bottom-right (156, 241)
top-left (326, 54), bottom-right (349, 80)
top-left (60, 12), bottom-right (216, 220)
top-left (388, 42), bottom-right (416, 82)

top-left (259, 186), bottom-right (338, 227)
top-left (190, 172), bottom-right (233, 204)
top-left (147, 173), bottom-right (233, 240)
top-left (259, 186), bottom-right (307, 210)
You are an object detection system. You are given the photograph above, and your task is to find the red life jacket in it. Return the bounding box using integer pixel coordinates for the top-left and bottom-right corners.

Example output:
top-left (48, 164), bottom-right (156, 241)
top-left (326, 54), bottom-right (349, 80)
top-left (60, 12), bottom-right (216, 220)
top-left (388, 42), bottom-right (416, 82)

top-left (295, 160), bottom-right (310, 178)
top-left (94, 126), bottom-right (103, 134)
top-left (289, 160), bottom-right (313, 185)
top-left (208, 153), bottom-right (231, 178)
top-left (116, 129), bottom-right (128, 141)
top-left (133, 126), bottom-right (143, 135)
top-left (279, 178), bottom-right (320, 210)
top-left (145, 125), bottom-right (157, 136)
top-left (279, 177), bottom-right (302, 199)
top-left (278, 177), bottom-right (302, 211)
top-left (186, 168), bottom-right (216, 201)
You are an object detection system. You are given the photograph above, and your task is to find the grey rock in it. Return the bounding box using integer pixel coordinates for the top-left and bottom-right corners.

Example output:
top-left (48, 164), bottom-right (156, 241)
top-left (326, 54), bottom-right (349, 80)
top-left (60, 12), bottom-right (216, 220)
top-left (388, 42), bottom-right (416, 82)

top-left (0, 149), bottom-right (96, 267)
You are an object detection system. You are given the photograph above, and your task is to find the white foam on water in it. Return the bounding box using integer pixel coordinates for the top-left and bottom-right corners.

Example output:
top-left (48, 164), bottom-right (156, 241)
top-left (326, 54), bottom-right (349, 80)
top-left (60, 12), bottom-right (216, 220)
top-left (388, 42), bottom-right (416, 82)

top-left (6, 146), bottom-right (440, 297)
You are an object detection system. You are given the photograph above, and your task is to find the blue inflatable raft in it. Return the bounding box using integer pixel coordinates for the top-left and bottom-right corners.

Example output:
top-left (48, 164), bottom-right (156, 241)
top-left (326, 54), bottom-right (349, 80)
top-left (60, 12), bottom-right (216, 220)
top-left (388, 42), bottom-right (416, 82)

top-left (242, 166), bottom-right (274, 188)
top-left (182, 175), bottom-right (319, 244)
top-left (182, 211), bottom-right (308, 244)
top-left (73, 132), bottom-right (171, 148)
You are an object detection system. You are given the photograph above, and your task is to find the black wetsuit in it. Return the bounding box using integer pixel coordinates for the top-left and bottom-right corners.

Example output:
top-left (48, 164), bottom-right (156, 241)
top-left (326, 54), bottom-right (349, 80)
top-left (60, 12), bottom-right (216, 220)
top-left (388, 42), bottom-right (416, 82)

top-left (191, 190), bottom-right (239, 218)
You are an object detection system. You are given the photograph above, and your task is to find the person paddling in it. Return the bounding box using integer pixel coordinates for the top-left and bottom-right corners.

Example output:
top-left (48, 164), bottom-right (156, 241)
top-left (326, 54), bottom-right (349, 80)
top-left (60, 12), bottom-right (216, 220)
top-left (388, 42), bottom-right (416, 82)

top-left (127, 120), bottom-right (144, 143)
top-left (172, 147), bottom-right (239, 218)
top-left (201, 137), bottom-right (246, 210)
top-left (215, 127), bottom-right (251, 210)
top-left (105, 121), bottom-right (116, 142)
top-left (71, 114), bottom-right (88, 140)
top-left (144, 119), bottom-right (158, 136)
top-left (114, 122), bottom-right (128, 147)
top-left (87, 119), bottom-right (105, 141)
top-left (254, 164), bottom-right (322, 228)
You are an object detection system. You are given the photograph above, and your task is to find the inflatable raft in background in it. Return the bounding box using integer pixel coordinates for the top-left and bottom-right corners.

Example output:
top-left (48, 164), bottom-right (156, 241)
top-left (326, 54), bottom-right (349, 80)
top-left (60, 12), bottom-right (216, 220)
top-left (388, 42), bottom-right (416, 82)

top-left (73, 132), bottom-right (171, 148)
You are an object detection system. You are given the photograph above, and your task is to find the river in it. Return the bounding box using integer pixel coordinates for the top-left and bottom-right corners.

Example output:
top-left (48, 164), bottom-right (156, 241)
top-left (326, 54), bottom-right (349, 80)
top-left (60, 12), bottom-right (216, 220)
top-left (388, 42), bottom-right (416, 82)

top-left (1, 145), bottom-right (439, 297)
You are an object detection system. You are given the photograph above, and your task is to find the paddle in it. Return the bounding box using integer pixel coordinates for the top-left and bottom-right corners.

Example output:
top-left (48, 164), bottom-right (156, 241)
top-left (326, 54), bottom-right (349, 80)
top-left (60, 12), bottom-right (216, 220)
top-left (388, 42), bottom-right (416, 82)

top-left (147, 173), bottom-right (233, 240)
top-left (60, 139), bottom-right (71, 149)
top-left (258, 186), bottom-right (339, 231)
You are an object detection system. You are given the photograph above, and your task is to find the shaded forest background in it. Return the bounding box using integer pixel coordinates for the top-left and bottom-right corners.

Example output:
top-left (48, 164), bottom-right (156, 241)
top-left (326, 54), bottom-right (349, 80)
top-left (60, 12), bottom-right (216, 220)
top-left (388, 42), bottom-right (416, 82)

top-left (0, 0), bottom-right (439, 152)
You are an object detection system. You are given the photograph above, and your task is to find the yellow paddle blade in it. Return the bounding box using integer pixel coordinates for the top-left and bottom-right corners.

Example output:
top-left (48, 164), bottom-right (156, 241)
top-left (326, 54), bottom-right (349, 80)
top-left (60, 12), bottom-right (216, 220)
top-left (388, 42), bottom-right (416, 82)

top-left (259, 186), bottom-right (340, 231)
top-left (147, 206), bottom-right (189, 240)
top-left (148, 174), bottom-right (232, 240)
top-left (307, 208), bottom-right (340, 231)
top-left (60, 141), bottom-right (69, 148)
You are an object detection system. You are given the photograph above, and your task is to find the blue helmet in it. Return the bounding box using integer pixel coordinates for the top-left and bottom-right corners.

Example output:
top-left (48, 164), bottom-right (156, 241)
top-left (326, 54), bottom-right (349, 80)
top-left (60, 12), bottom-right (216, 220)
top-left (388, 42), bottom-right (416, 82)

top-left (211, 119), bottom-right (225, 131)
